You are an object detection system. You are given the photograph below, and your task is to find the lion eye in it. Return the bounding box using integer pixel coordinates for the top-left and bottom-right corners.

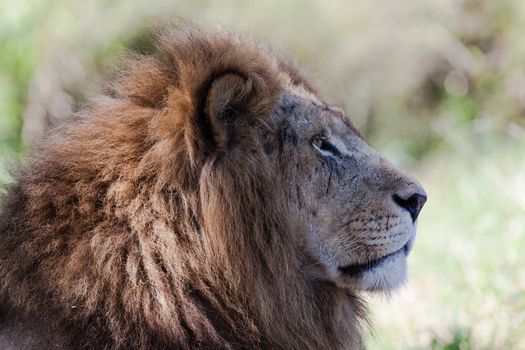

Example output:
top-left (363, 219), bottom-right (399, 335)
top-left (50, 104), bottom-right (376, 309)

top-left (312, 136), bottom-right (342, 158)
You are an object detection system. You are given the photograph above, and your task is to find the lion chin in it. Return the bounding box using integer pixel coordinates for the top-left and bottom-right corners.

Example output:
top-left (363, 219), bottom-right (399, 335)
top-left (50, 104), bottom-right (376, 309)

top-left (339, 233), bottom-right (416, 292)
top-left (342, 241), bottom-right (410, 292)
top-left (0, 24), bottom-right (426, 350)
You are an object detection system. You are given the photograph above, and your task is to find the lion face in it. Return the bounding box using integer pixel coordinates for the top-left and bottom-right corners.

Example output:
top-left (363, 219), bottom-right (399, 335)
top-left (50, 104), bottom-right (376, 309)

top-left (264, 86), bottom-right (427, 292)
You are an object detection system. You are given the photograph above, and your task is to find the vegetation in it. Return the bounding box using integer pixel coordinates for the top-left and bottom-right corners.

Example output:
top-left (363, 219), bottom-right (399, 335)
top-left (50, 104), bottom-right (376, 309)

top-left (1, 0), bottom-right (524, 348)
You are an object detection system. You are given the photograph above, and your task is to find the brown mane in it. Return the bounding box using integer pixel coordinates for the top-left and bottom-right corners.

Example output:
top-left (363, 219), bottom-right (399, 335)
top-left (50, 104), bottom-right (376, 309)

top-left (0, 26), bottom-right (365, 349)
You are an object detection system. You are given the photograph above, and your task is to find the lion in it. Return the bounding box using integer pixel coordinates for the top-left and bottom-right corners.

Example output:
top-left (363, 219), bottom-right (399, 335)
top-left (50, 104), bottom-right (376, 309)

top-left (0, 26), bottom-right (427, 349)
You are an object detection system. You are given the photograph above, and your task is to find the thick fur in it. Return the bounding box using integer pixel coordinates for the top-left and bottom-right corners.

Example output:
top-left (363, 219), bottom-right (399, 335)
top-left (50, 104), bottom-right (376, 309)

top-left (0, 27), bottom-right (366, 349)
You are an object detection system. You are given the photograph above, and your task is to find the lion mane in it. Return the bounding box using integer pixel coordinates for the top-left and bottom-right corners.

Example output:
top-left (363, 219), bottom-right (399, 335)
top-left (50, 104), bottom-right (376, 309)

top-left (0, 27), bottom-right (365, 349)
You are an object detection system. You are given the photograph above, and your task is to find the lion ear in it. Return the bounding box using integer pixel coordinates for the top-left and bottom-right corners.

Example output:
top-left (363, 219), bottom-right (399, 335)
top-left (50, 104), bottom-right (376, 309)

top-left (202, 73), bottom-right (255, 149)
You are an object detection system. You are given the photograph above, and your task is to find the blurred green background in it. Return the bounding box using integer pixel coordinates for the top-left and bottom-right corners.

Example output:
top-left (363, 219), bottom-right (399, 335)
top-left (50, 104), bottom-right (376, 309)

top-left (1, 0), bottom-right (524, 348)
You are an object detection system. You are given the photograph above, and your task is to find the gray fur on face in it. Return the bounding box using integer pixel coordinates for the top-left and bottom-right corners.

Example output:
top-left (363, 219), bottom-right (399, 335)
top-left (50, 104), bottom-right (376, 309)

top-left (264, 88), bottom-right (426, 292)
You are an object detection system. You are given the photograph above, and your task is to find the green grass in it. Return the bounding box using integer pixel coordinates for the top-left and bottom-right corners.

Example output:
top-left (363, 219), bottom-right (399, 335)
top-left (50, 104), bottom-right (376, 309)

top-left (0, 153), bottom-right (15, 191)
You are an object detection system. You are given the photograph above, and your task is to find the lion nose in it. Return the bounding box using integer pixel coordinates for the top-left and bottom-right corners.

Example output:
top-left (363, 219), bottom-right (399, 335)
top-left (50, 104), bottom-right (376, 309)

top-left (392, 191), bottom-right (427, 222)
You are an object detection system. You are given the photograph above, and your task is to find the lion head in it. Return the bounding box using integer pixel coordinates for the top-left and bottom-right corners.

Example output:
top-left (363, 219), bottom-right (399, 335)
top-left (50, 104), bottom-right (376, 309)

top-left (0, 26), bottom-right (426, 349)
top-left (265, 87), bottom-right (427, 292)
